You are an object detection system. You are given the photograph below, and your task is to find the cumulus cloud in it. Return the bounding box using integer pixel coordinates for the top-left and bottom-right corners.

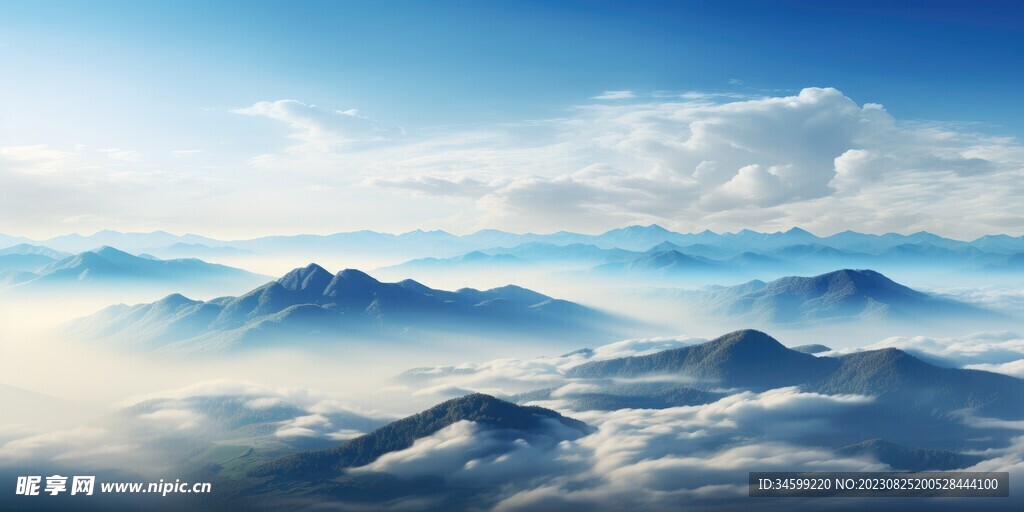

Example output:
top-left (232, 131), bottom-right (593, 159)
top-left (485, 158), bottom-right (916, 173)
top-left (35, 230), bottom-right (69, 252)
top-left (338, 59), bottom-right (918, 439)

top-left (351, 87), bottom-right (1024, 236)
top-left (7, 87), bottom-right (1024, 237)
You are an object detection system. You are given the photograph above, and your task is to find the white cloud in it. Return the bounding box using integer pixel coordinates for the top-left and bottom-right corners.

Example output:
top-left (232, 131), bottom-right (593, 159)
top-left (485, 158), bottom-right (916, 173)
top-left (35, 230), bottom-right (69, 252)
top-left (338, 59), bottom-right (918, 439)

top-left (5, 87), bottom-right (1024, 238)
top-left (348, 387), bottom-right (882, 511)
top-left (392, 335), bottom-right (704, 399)
top-left (0, 380), bottom-right (391, 473)
top-left (967, 360), bottom-right (1024, 378)
top-left (233, 99), bottom-right (396, 151)
top-left (351, 87), bottom-right (1024, 237)
top-left (99, 148), bottom-right (143, 162)
top-left (592, 90), bottom-right (636, 100)
top-left (366, 175), bottom-right (501, 198)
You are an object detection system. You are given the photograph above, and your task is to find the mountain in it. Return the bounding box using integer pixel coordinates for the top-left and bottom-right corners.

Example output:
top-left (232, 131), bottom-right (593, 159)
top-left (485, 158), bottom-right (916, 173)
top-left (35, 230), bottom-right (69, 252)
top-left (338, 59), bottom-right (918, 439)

top-left (512, 383), bottom-right (724, 411)
top-left (663, 269), bottom-right (991, 325)
top-left (143, 242), bottom-right (252, 260)
top-left (0, 234), bottom-right (33, 250)
top-left (0, 243), bottom-right (70, 259)
top-left (567, 330), bottom-right (832, 388)
top-left (822, 230), bottom-right (967, 253)
top-left (875, 243), bottom-right (993, 266)
top-left (0, 243), bottom-right (69, 273)
top-left (41, 230), bottom-right (222, 253)
top-left (970, 234), bottom-right (1024, 254)
top-left (68, 264), bottom-right (622, 353)
top-left (593, 224), bottom-right (682, 250)
top-left (1, 246), bottom-right (268, 296)
top-left (983, 252), bottom-right (1024, 272)
top-left (485, 242), bottom-right (641, 264)
top-left (835, 439), bottom-right (984, 471)
top-left (379, 251), bottom-right (532, 272)
top-left (249, 393), bottom-right (591, 479)
top-left (2, 227), bottom-right (1021, 270)
top-left (568, 330), bottom-right (1024, 419)
top-left (0, 253), bottom-right (57, 273)
top-left (231, 229), bottom-right (472, 259)
top-left (792, 343), bottom-right (832, 354)
top-left (593, 249), bottom-right (721, 276)
top-left (767, 243), bottom-right (870, 262)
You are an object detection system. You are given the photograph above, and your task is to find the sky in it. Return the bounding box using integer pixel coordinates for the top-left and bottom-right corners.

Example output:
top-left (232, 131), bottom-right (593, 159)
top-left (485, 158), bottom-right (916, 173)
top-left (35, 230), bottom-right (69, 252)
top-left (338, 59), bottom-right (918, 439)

top-left (1, 0), bottom-right (1023, 240)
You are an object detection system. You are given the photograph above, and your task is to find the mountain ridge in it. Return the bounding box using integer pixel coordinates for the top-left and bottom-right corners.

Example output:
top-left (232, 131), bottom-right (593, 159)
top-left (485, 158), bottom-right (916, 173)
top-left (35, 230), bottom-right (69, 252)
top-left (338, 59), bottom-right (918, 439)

top-left (655, 269), bottom-right (992, 325)
top-left (248, 393), bottom-right (590, 480)
top-left (68, 264), bottom-right (622, 353)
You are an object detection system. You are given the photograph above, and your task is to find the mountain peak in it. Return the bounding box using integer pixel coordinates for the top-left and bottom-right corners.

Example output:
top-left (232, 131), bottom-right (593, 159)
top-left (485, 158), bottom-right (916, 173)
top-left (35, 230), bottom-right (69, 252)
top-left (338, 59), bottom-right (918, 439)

top-left (395, 278), bottom-right (431, 293)
top-left (91, 245), bottom-right (133, 257)
top-left (647, 241), bottom-right (685, 253)
top-left (277, 263), bottom-right (333, 292)
top-left (708, 329), bottom-right (786, 352)
top-left (485, 284), bottom-right (551, 304)
top-left (423, 393), bottom-right (588, 432)
top-left (152, 293), bottom-right (199, 309)
top-left (566, 329), bottom-right (825, 387)
top-left (336, 268), bottom-right (378, 282)
top-left (321, 269), bottom-right (384, 298)
top-left (611, 224), bottom-right (672, 235)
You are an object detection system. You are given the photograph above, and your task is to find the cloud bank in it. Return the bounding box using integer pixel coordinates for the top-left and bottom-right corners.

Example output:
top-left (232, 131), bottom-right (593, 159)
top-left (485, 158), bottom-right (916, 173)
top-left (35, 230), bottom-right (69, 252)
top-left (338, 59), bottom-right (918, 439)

top-left (4, 87), bottom-right (1024, 238)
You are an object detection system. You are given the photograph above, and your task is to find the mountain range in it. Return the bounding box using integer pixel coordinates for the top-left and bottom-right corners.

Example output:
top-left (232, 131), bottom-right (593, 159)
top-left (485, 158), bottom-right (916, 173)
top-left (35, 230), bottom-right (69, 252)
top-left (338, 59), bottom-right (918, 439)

top-left (0, 243), bottom-right (70, 273)
top-left (643, 269), bottom-right (994, 325)
top-left (191, 329), bottom-right (1022, 508)
top-left (3, 225), bottom-right (1023, 262)
top-left (381, 235), bottom-right (1024, 281)
top-left (68, 264), bottom-right (621, 354)
top-left (0, 246), bottom-right (268, 297)
top-left (566, 329), bottom-right (1024, 449)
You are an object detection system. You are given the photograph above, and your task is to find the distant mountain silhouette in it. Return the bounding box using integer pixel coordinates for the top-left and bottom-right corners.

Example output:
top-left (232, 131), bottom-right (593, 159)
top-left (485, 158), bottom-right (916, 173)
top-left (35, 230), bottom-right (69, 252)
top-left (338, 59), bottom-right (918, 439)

top-left (0, 253), bottom-right (56, 273)
top-left (484, 242), bottom-right (640, 264)
top-left (0, 243), bottom-right (69, 259)
top-left (593, 249), bottom-right (722, 275)
top-left (69, 264), bottom-right (620, 353)
top-left (379, 251), bottom-right (532, 272)
top-left (1, 246), bottom-right (266, 295)
top-left (144, 242), bottom-right (253, 260)
top-left (249, 393), bottom-right (590, 480)
top-left (666, 269), bottom-right (992, 324)
top-left (8, 228), bottom-right (1024, 274)
top-left (0, 243), bottom-right (70, 274)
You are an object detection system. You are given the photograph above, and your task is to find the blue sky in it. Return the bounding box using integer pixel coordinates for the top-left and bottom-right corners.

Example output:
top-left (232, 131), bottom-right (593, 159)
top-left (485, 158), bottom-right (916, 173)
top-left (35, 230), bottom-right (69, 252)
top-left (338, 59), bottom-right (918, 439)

top-left (1, 1), bottom-right (1023, 238)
